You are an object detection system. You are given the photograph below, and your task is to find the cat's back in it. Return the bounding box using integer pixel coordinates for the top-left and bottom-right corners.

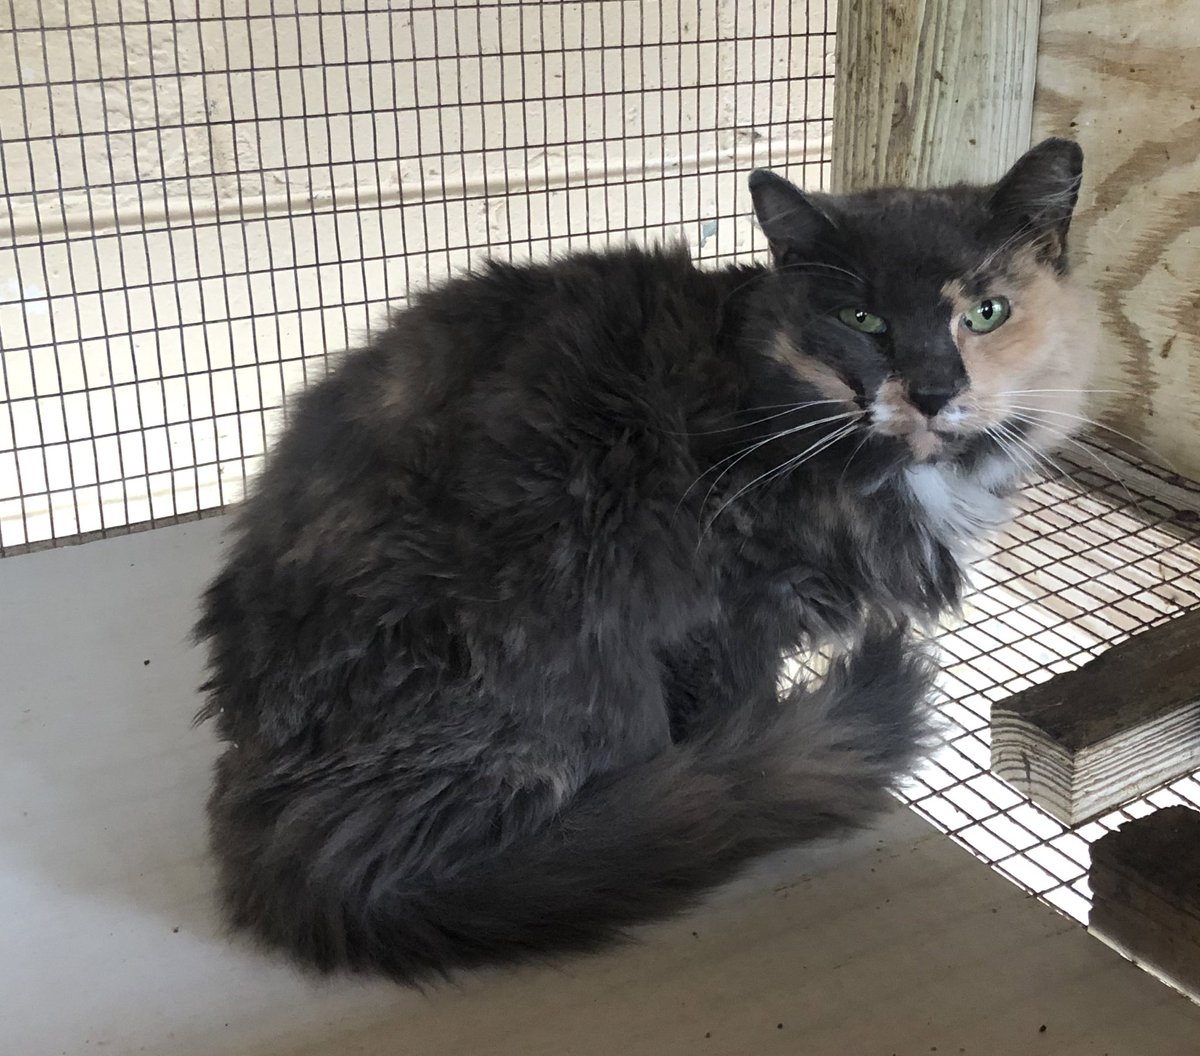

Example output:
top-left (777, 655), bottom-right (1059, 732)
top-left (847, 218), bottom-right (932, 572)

top-left (249, 244), bottom-right (732, 533)
top-left (365, 243), bottom-right (722, 412)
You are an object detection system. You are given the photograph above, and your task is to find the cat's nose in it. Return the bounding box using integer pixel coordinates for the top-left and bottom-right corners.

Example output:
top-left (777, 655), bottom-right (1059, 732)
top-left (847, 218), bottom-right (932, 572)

top-left (907, 385), bottom-right (957, 418)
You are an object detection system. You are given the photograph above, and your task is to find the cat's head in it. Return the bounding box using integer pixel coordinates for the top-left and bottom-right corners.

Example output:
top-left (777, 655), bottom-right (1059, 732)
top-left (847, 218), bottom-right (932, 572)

top-left (748, 138), bottom-right (1097, 476)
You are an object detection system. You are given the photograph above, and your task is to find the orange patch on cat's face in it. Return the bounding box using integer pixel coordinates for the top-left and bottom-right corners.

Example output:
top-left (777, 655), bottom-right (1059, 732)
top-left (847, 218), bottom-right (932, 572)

top-left (870, 252), bottom-right (1096, 462)
top-left (771, 334), bottom-right (858, 405)
top-left (940, 251), bottom-right (1097, 453)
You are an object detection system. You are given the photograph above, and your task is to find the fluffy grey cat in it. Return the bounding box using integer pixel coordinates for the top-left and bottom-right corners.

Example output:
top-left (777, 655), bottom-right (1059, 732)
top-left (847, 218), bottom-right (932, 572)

top-left (196, 138), bottom-right (1095, 983)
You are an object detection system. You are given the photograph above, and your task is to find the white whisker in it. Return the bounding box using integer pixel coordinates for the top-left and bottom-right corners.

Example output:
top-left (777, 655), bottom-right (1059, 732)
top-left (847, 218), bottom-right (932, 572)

top-left (754, 421), bottom-right (863, 493)
top-left (676, 410), bottom-right (863, 516)
top-left (998, 388), bottom-right (1122, 397)
top-left (1005, 404), bottom-right (1175, 470)
top-left (838, 430), bottom-right (873, 485)
top-left (1005, 411), bottom-right (1139, 506)
top-left (698, 410), bottom-right (863, 509)
top-left (719, 260), bottom-right (865, 304)
top-left (987, 423), bottom-right (1039, 480)
top-left (993, 420), bottom-right (1072, 484)
top-left (773, 260), bottom-right (865, 284)
top-left (700, 420), bottom-right (862, 538)
top-left (668, 399), bottom-right (848, 436)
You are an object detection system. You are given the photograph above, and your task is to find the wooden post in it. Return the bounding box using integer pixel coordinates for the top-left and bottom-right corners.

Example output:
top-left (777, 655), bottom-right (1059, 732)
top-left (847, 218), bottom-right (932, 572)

top-left (832, 0), bottom-right (1043, 192)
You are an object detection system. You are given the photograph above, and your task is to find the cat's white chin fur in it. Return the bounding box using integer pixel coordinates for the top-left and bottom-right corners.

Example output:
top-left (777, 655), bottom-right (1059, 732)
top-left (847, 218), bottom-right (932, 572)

top-left (904, 457), bottom-right (1016, 560)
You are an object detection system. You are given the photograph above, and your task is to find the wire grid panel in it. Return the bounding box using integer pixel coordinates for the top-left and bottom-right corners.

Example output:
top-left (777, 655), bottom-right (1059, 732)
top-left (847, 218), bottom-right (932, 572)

top-left (897, 439), bottom-right (1200, 924)
top-left (0, 0), bottom-right (835, 554)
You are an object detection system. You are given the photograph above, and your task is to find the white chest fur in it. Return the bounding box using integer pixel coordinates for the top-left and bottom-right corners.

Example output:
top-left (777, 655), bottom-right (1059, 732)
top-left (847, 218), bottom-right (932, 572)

top-left (903, 460), bottom-right (1014, 557)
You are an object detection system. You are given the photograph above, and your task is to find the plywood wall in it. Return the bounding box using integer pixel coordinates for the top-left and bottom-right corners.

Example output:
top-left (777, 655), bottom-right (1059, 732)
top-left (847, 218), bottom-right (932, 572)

top-left (1033, 0), bottom-right (1200, 478)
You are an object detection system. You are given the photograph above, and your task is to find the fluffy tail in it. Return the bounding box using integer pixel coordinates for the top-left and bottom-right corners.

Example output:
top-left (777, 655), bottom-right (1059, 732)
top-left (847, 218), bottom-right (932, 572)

top-left (209, 624), bottom-right (933, 984)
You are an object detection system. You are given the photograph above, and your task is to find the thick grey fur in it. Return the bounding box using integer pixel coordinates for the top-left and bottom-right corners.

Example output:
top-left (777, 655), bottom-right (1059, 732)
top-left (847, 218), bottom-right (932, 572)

top-left (195, 139), bottom-right (1083, 983)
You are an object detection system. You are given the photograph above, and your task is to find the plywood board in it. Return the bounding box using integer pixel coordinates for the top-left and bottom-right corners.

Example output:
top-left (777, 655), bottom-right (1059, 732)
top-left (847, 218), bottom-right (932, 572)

top-left (1033, 0), bottom-right (1200, 479)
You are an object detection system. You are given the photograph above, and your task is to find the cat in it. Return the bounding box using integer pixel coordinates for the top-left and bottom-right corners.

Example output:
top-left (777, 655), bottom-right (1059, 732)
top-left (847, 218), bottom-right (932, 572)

top-left (195, 137), bottom-right (1096, 984)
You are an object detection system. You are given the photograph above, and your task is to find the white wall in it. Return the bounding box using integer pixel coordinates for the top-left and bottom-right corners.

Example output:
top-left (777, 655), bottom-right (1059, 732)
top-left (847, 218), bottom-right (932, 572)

top-left (0, 0), bottom-right (834, 551)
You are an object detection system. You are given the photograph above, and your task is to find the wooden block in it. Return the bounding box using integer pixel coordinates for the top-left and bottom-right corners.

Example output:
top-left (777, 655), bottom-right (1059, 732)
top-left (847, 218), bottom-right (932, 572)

top-left (990, 608), bottom-right (1200, 825)
top-left (1089, 806), bottom-right (1200, 1000)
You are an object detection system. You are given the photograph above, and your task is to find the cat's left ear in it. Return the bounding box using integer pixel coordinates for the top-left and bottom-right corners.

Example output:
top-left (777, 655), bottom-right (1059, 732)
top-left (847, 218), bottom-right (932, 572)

top-left (986, 138), bottom-right (1084, 266)
top-left (749, 169), bottom-right (840, 267)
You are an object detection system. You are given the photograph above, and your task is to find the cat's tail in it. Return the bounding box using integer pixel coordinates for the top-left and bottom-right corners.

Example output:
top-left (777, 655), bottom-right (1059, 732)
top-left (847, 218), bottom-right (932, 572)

top-left (210, 622), bottom-right (933, 985)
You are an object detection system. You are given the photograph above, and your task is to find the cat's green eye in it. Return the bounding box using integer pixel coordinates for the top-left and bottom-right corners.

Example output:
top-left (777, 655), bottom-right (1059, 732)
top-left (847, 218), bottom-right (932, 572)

top-left (962, 295), bottom-right (1011, 334)
top-left (838, 307), bottom-right (888, 334)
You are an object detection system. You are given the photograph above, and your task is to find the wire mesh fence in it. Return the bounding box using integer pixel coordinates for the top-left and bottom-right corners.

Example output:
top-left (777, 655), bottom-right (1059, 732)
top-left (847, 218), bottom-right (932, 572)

top-left (898, 440), bottom-right (1200, 924)
top-left (0, 0), bottom-right (834, 555)
top-left (774, 436), bottom-right (1200, 926)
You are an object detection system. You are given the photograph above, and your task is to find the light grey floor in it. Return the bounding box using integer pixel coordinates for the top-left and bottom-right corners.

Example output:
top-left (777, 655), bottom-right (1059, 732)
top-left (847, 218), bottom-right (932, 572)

top-left (2, 519), bottom-right (1198, 1056)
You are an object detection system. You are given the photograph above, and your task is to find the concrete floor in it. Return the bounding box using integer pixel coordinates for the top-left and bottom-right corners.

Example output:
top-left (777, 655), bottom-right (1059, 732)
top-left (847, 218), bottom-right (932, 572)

top-left (2, 518), bottom-right (1198, 1056)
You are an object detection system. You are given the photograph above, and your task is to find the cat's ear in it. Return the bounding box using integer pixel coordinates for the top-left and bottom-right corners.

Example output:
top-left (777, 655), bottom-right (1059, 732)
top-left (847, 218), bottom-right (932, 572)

top-left (986, 138), bottom-right (1084, 265)
top-left (748, 169), bottom-right (840, 266)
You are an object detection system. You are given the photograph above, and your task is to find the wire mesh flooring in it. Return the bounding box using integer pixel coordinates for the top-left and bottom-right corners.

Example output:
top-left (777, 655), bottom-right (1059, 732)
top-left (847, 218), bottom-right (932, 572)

top-left (890, 436), bottom-right (1200, 924)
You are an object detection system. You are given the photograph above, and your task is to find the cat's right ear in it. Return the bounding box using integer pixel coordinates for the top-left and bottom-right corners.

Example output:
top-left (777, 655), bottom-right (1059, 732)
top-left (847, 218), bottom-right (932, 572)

top-left (985, 138), bottom-right (1083, 266)
top-left (748, 169), bottom-right (839, 267)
